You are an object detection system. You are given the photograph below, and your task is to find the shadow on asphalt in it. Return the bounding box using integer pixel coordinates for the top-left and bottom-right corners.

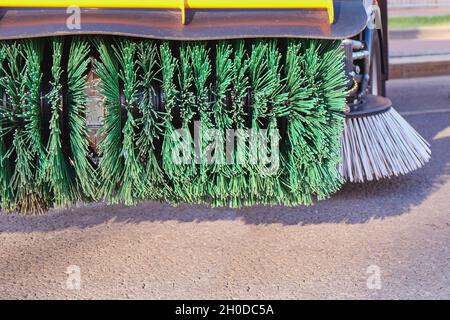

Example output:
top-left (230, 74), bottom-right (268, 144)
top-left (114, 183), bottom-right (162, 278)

top-left (0, 78), bottom-right (449, 231)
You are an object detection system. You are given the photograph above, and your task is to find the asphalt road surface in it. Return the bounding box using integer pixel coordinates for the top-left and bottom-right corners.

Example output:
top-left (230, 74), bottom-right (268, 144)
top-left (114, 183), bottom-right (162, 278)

top-left (0, 76), bottom-right (449, 300)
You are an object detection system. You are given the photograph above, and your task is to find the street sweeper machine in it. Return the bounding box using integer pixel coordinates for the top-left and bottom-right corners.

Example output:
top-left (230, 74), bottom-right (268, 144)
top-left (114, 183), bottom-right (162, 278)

top-left (0, 0), bottom-right (431, 213)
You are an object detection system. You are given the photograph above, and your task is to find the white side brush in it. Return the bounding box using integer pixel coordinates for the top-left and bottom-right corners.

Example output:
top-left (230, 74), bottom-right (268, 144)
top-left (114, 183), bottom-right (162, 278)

top-left (340, 95), bottom-right (431, 183)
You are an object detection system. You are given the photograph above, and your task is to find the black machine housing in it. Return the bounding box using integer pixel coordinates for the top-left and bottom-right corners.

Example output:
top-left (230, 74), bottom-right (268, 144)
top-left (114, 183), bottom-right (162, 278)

top-left (0, 0), bottom-right (391, 118)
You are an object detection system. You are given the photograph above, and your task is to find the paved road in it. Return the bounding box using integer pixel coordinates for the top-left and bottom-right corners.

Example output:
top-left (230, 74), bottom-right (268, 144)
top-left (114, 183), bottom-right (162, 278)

top-left (0, 76), bottom-right (449, 300)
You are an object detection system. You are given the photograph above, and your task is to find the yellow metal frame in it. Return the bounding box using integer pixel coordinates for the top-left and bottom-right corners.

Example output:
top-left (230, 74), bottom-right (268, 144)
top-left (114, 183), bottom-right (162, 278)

top-left (0, 0), bottom-right (335, 24)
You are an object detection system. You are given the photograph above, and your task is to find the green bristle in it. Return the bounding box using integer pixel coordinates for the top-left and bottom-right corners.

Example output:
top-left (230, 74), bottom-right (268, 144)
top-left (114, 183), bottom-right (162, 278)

top-left (66, 38), bottom-right (98, 201)
top-left (282, 40), bottom-right (346, 205)
top-left (160, 42), bottom-right (183, 204)
top-left (94, 37), bottom-right (123, 203)
top-left (23, 40), bottom-right (47, 196)
top-left (247, 41), bottom-right (285, 205)
top-left (190, 43), bottom-right (212, 201)
top-left (259, 41), bottom-right (286, 205)
top-left (136, 41), bottom-right (169, 200)
top-left (2, 40), bottom-right (49, 213)
top-left (209, 42), bottom-right (233, 206)
top-left (310, 40), bottom-right (346, 199)
top-left (0, 42), bottom-right (23, 213)
top-left (160, 43), bottom-right (200, 203)
top-left (303, 40), bottom-right (345, 200)
top-left (114, 39), bottom-right (147, 205)
top-left (0, 44), bottom-right (15, 211)
top-left (96, 38), bottom-right (151, 205)
top-left (246, 41), bottom-right (267, 205)
top-left (228, 41), bottom-right (250, 208)
top-left (175, 44), bottom-right (198, 203)
top-left (283, 40), bottom-right (317, 205)
top-left (44, 37), bottom-right (78, 207)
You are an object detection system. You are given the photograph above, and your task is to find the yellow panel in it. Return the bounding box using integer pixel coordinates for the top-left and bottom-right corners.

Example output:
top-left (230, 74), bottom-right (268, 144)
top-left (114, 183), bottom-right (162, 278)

top-left (0, 0), bottom-right (335, 23)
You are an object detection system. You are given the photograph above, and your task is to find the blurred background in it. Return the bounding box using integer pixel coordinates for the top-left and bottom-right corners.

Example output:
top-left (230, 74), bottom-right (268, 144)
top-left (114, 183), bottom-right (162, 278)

top-left (388, 0), bottom-right (450, 79)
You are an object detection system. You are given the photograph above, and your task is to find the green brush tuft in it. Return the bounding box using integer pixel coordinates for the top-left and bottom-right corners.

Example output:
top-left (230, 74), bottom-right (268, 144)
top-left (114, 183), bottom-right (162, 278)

top-left (190, 43), bottom-right (212, 202)
top-left (114, 39), bottom-right (147, 205)
top-left (258, 41), bottom-right (286, 206)
top-left (136, 41), bottom-right (169, 200)
top-left (208, 42), bottom-right (233, 206)
top-left (246, 41), bottom-right (285, 206)
top-left (282, 40), bottom-right (346, 205)
top-left (0, 40), bottom-right (49, 213)
top-left (227, 41), bottom-right (250, 208)
top-left (66, 38), bottom-right (98, 201)
top-left (160, 42), bottom-right (201, 204)
top-left (160, 42), bottom-right (183, 204)
top-left (44, 37), bottom-right (79, 207)
top-left (0, 44), bottom-right (15, 211)
top-left (174, 44), bottom-right (198, 203)
top-left (94, 37), bottom-right (123, 203)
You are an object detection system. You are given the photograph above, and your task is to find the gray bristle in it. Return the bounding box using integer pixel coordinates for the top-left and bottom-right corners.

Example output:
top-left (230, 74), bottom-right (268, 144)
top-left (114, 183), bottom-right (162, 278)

top-left (340, 107), bottom-right (431, 183)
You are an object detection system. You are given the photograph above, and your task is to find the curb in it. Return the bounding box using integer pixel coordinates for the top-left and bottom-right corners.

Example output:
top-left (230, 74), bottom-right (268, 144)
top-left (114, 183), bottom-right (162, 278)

top-left (389, 26), bottom-right (450, 40)
top-left (389, 54), bottom-right (450, 79)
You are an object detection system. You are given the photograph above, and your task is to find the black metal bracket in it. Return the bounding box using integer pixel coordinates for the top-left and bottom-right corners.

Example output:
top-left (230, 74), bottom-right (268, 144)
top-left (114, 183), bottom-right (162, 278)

top-left (346, 94), bottom-right (392, 118)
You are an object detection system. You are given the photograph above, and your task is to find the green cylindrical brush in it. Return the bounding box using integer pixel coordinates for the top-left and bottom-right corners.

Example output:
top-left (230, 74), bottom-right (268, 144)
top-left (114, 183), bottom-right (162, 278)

top-left (0, 36), bottom-right (348, 213)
